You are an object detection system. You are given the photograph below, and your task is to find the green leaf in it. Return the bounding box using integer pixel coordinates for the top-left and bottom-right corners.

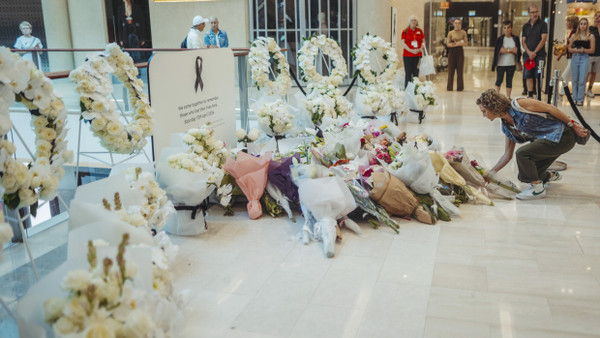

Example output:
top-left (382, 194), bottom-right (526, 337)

top-left (3, 192), bottom-right (21, 210)
top-left (80, 100), bottom-right (87, 112)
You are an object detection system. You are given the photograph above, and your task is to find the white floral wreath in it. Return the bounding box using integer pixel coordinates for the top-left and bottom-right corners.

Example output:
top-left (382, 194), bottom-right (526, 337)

top-left (0, 47), bottom-right (73, 210)
top-left (70, 43), bottom-right (153, 154)
top-left (352, 34), bottom-right (399, 85)
top-left (249, 37), bottom-right (292, 96)
top-left (298, 35), bottom-right (347, 88)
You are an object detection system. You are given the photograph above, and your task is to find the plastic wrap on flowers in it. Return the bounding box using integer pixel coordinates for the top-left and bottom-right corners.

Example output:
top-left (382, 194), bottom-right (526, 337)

top-left (370, 171), bottom-right (436, 224)
top-left (388, 144), bottom-right (460, 216)
top-left (445, 149), bottom-right (487, 187)
top-left (355, 83), bottom-right (405, 117)
top-left (251, 95), bottom-right (296, 137)
top-left (223, 152), bottom-right (272, 219)
top-left (295, 174), bottom-right (356, 257)
top-left (68, 172), bottom-right (174, 235)
top-left (156, 147), bottom-right (218, 235)
top-left (17, 223), bottom-right (154, 338)
top-left (268, 154), bottom-right (301, 204)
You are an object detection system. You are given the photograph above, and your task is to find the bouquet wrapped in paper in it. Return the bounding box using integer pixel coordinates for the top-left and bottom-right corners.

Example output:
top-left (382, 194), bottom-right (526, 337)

top-left (370, 171), bottom-right (436, 224)
top-left (266, 154), bottom-right (301, 220)
top-left (156, 146), bottom-right (227, 235)
top-left (388, 143), bottom-right (461, 216)
top-left (470, 156), bottom-right (521, 199)
top-left (69, 170), bottom-right (175, 235)
top-left (251, 96), bottom-right (296, 137)
top-left (405, 78), bottom-right (438, 111)
top-left (223, 152), bottom-right (272, 219)
top-left (445, 148), bottom-right (487, 187)
top-left (291, 163), bottom-right (356, 257)
top-left (430, 151), bottom-right (493, 206)
top-left (346, 180), bottom-right (400, 232)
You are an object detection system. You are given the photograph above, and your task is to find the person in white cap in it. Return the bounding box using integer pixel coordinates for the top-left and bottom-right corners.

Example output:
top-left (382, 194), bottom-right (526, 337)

top-left (187, 15), bottom-right (209, 49)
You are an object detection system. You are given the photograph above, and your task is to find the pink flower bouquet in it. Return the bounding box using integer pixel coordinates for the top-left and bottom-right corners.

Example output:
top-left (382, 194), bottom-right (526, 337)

top-left (223, 152), bottom-right (272, 219)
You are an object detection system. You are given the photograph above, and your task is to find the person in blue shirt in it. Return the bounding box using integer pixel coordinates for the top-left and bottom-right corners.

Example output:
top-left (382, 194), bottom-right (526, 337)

top-left (204, 17), bottom-right (229, 48)
top-left (476, 89), bottom-right (588, 200)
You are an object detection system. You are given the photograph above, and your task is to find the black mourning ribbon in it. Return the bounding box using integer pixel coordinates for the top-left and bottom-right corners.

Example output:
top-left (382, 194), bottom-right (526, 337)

top-left (390, 112), bottom-right (399, 126)
top-left (195, 56), bottom-right (204, 93)
top-left (174, 198), bottom-right (209, 224)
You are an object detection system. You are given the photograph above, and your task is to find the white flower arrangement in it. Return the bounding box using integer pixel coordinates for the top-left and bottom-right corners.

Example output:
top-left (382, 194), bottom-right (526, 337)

top-left (181, 124), bottom-right (227, 167)
top-left (43, 234), bottom-right (180, 338)
top-left (257, 99), bottom-right (294, 136)
top-left (352, 33), bottom-right (399, 85)
top-left (167, 152), bottom-right (232, 207)
top-left (124, 167), bottom-right (175, 233)
top-left (99, 168), bottom-right (175, 234)
top-left (298, 35), bottom-right (347, 88)
top-left (171, 125), bottom-right (232, 207)
top-left (0, 47), bottom-right (73, 210)
top-left (303, 87), bottom-right (353, 126)
top-left (411, 78), bottom-right (438, 110)
top-left (356, 81), bottom-right (405, 117)
top-left (70, 43), bottom-right (153, 154)
top-left (249, 37), bottom-right (292, 96)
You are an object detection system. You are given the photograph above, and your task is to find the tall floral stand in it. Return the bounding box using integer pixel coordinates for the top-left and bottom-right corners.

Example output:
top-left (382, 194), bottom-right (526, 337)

top-left (5, 125), bottom-right (73, 281)
top-left (74, 93), bottom-right (153, 186)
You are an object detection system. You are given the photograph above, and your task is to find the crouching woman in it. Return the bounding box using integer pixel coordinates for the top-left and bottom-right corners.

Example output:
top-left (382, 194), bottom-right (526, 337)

top-left (475, 89), bottom-right (588, 200)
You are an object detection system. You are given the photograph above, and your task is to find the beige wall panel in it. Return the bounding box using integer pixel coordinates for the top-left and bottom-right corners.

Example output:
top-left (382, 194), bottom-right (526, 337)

top-left (41, 0), bottom-right (74, 71)
top-left (67, 0), bottom-right (108, 65)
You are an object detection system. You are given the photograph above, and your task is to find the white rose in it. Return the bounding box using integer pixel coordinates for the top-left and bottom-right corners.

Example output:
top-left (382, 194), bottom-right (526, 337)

top-left (106, 121), bottom-right (122, 136)
top-left (236, 128), bottom-right (247, 140)
top-left (248, 128), bottom-right (260, 141)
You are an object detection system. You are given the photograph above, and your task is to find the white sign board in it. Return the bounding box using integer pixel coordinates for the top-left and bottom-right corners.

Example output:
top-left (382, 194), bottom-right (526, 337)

top-left (148, 48), bottom-right (236, 159)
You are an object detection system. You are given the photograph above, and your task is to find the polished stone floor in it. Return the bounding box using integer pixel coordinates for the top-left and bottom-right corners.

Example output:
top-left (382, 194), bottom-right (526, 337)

top-left (1, 48), bottom-right (600, 337)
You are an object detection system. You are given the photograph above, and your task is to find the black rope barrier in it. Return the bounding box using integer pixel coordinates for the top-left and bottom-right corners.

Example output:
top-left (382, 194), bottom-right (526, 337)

top-left (342, 75), bottom-right (358, 97)
top-left (563, 85), bottom-right (600, 144)
top-left (288, 69), bottom-right (307, 96)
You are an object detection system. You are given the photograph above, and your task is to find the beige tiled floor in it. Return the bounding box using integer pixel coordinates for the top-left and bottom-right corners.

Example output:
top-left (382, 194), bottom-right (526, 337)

top-left (2, 48), bottom-right (600, 337)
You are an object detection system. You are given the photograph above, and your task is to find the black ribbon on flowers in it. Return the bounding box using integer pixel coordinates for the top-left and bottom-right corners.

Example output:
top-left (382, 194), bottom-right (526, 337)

top-left (360, 116), bottom-right (376, 119)
top-left (409, 109), bottom-right (425, 124)
top-left (174, 198), bottom-right (209, 220)
top-left (194, 56), bottom-right (204, 93)
top-left (390, 112), bottom-right (398, 126)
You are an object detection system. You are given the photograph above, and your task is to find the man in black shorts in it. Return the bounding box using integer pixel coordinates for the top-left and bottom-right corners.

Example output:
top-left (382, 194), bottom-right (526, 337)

top-left (522, 5), bottom-right (548, 98)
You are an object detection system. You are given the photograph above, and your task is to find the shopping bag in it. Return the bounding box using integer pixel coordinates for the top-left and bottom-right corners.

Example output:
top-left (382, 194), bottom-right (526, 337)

top-left (419, 45), bottom-right (436, 77)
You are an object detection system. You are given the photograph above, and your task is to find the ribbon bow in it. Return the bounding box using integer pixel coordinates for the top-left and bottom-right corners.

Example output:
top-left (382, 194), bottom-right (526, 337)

top-left (195, 56), bottom-right (204, 93)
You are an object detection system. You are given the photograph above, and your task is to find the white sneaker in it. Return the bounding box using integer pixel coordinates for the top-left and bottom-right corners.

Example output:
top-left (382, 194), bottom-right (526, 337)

top-left (516, 183), bottom-right (546, 200)
top-left (588, 90), bottom-right (595, 98)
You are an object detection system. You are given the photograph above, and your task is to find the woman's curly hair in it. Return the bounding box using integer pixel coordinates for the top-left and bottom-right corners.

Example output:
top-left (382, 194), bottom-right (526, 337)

top-left (476, 89), bottom-right (511, 117)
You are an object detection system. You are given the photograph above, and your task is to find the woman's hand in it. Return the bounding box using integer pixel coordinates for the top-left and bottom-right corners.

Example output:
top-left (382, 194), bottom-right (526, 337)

top-left (573, 123), bottom-right (588, 138)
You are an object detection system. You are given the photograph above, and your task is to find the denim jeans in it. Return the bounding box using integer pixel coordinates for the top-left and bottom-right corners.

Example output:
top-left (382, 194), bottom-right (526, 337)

top-left (571, 53), bottom-right (589, 101)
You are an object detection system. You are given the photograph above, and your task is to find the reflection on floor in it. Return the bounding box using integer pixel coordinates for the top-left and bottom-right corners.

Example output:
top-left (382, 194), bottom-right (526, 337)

top-left (1, 48), bottom-right (600, 337)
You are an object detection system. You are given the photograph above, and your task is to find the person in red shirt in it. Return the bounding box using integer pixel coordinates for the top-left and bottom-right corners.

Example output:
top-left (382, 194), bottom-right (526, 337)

top-left (401, 15), bottom-right (425, 88)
